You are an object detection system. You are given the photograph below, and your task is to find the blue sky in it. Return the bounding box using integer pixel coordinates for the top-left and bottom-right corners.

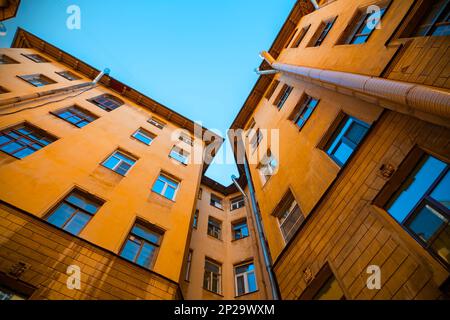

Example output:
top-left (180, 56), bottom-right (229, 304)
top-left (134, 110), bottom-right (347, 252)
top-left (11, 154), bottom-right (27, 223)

top-left (0, 0), bottom-right (295, 186)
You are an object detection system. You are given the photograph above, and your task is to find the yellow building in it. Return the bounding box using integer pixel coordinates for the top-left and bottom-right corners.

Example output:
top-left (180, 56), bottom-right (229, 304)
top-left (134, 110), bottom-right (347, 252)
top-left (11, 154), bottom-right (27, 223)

top-left (230, 0), bottom-right (450, 300)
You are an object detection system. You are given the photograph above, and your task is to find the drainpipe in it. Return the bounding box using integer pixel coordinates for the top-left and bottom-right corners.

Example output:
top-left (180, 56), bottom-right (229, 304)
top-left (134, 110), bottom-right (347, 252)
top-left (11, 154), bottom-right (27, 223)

top-left (254, 68), bottom-right (279, 76)
top-left (231, 162), bottom-right (280, 300)
top-left (0, 68), bottom-right (110, 108)
top-left (260, 51), bottom-right (450, 128)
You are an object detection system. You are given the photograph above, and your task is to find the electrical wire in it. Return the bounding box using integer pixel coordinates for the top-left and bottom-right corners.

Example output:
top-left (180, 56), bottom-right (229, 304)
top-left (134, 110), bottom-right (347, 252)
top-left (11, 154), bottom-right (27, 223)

top-left (0, 85), bottom-right (97, 116)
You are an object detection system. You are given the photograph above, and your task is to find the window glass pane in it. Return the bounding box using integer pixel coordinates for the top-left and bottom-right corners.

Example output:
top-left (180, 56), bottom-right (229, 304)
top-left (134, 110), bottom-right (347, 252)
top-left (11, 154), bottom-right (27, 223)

top-left (345, 121), bottom-right (368, 145)
top-left (152, 179), bottom-right (165, 194)
top-left (0, 136), bottom-right (10, 145)
top-left (333, 141), bottom-right (354, 165)
top-left (47, 203), bottom-right (75, 228)
top-left (136, 242), bottom-right (156, 268)
top-left (66, 193), bottom-right (99, 214)
top-left (388, 156), bottom-right (446, 222)
top-left (103, 155), bottom-right (120, 170)
top-left (116, 162), bottom-right (131, 175)
top-left (64, 212), bottom-right (91, 235)
top-left (132, 225), bottom-right (161, 244)
top-left (407, 204), bottom-right (447, 242)
top-left (121, 239), bottom-right (140, 262)
top-left (431, 171), bottom-right (450, 209)
top-left (1, 142), bottom-right (22, 154)
top-left (236, 275), bottom-right (245, 296)
top-left (247, 272), bottom-right (257, 292)
top-left (14, 147), bottom-right (35, 159)
top-left (164, 185), bottom-right (176, 200)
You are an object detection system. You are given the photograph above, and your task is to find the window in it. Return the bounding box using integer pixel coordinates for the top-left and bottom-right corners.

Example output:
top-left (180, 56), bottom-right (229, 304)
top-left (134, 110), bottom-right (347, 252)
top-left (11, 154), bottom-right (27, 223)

top-left (193, 210), bottom-right (199, 229)
top-left (258, 150), bottom-right (278, 185)
top-left (411, 0), bottom-right (450, 37)
top-left (52, 106), bottom-right (98, 128)
top-left (0, 86), bottom-right (9, 94)
top-left (231, 196), bottom-right (245, 211)
top-left (198, 188), bottom-right (203, 200)
top-left (148, 116), bottom-right (166, 129)
top-left (207, 217), bottom-right (222, 239)
top-left (185, 250), bottom-right (193, 281)
top-left (382, 152), bottom-right (449, 266)
top-left (210, 194), bottom-right (223, 210)
top-left (299, 264), bottom-right (346, 300)
top-left (46, 190), bottom-right (103, 236)
top-left (274, 189), bottom-right (304, 243)
top-left (273, 84), bottom-right (293, 110)
top-left (120, 222), bottom-right (163, 270)
top-left (132, 128), bottom-right (155, 145)
top-left (152, 174), bottom-right (180, 200)
top-left (0, 274), bottom-right (35, 300)
top-left (0, 54), bottom-right (19, 64)
top-left (340, 5), bottom-right (388, 44)
top-left (21, 53), bottom-right (50, 63)
top-left (235, 263), bottom-right (257, 296)
top-left (323, 114), bottom-right (370, 167)
top-left (102, 150), bottom-right (136, 176)
top-left (0, 286), bottom-right (26, 300)
top-left (203, 259), bottom-right (221, 294)
top-left (169, 146), bottom-right (189, 165)
top-left (289, 94), bottom-right (319, 129)
top-left (88, 94), bottom-right (123, 112)
top-left (232, 219), bottom-right (249, 240)
top-left (179, 132), bottom-right (193, 146)
top-left (309, 17), bottom-right (337, 47)
top-left (292, 25), bottom-right (311, 48)
top-left (18, 74), bottom-right (56, 87)
top-left (0, 123), bottom-right (57, 159)
top-left (265, 80), bottom-right (280, 101)
top-left (56, 70), bottom-right (81, 81)
top-left (250, 128), bottom-right (263, 151)
top-left (285, 28), bottom-right (299, 48)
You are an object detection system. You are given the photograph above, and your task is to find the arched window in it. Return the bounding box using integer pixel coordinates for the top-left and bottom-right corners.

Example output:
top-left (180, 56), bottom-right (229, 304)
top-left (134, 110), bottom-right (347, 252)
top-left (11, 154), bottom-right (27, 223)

top-left (88, 94), bottom-right (124, 112)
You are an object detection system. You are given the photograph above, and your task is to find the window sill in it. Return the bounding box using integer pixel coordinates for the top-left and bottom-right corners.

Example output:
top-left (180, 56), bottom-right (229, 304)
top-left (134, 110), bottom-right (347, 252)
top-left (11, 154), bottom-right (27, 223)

top-left (207, 234), bottom-right (223, 242)
top-left (234, 289), bottom-right (259, 299)
top-left (101, 164), bottom-right (127, 177)
top-left (231, 236), bottom-right (249, 242)
top-left (150, 191), bottom-right (176, 203)
top-left (202, 288), bottom-right (224, 297)
top-left (209, 205), bottom-right (224, 211)
top-left (168, 155), bottom-right (188, 166)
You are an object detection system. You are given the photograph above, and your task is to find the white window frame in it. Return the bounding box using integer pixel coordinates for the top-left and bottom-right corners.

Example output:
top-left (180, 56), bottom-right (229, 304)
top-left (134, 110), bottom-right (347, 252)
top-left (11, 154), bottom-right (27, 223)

top-left (258, 151), bottom-right (278, 184)
top-left (132, 128), bottom-right (155, 145)
top-left (231, 196), bottom-right (245, 211)
top-left (169, 146), bottom-right (189, 165)
top-left (234, 263), bottom-right (257, 296)
top-left (204, 260), bottom-right (222, 294)
top-left (154, 174), bottom-right (180, 200)
top-left (103, 151), bottom-right (136, 175)
top-left (179, 132), bottom-right (194, 146)
top-left (277, 198), bottom-right (303, 243)
top-left (210, 194), bottom-right (223, 210)
top-left (207, 217), bottom-right (222, 239)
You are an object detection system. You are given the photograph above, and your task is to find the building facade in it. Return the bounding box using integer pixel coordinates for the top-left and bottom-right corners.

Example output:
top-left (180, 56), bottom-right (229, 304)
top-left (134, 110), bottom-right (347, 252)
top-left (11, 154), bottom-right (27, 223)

top-left (230, 0), bottom-right (450, 300)
top-left (181, 177), bottom-right (270, 300)
top-left (1, 0), bottom-right (449, 301)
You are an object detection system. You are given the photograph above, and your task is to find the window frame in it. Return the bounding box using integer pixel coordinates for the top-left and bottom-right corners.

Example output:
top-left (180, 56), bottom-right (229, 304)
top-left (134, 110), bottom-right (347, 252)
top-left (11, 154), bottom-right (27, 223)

top-left (184, 249), bottom-right (193, 282)
top-left (119, 220), bottom-right (164, 270)
top-left (230, 196), bottom-right (245, 211)
top-left (232, 219), bottom-right (249, 241)
top-left (51, 105), bottom-right (98, 128)
top-left (0, 54), bottom-right (19, 64)
top-left (374, 146), bottom-right (450, 268)
top-left (87, 94), bottom-right (124, 112)
top-left (55, 70), bottom-right (81, 81)
top-left (210, 194), bottom-right (224, 210)
top-left (291, 25), bottom-right (311, 48)
top-left (169, 146), bottom-right (189, 165)
top-left (408, 0), bottom-right (450, 37)
top-left (273, 189), bottom-right (305, 243)
top-left (0, 122), bottom-right (57, 159)
top-left (193, 209), bottom-right (199, 229)
top-left (273, 84), bottom-right (293, 110)
top-left (207, 216), bottom-right (222, 240)
top-left (21, 53), bottom-right (50, 63)
top-left (148, 117), bottom-right (166, 129)
top-left (152, 173), bottom-right (180, 201)
top-left (45, 189), bottom-right (104, 236)
top-left (17, 74), bottom-right (56, 87)
top-left (132, 128), bottom-right (155, 146)
top-left (203, 258), bottom-right (222, 294)
top-left (309, 17), bottom-right (338, 47)
top-left (234, 262), bottom-right (257, 296)
top-left (102, 150), bottom-right (137, 176)
top-left (289, 94), bottom-right (320, 130)
top-left (298, 263), bottom-right (346, 300)
top-left (265, 80), bottom-right (280, 101)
